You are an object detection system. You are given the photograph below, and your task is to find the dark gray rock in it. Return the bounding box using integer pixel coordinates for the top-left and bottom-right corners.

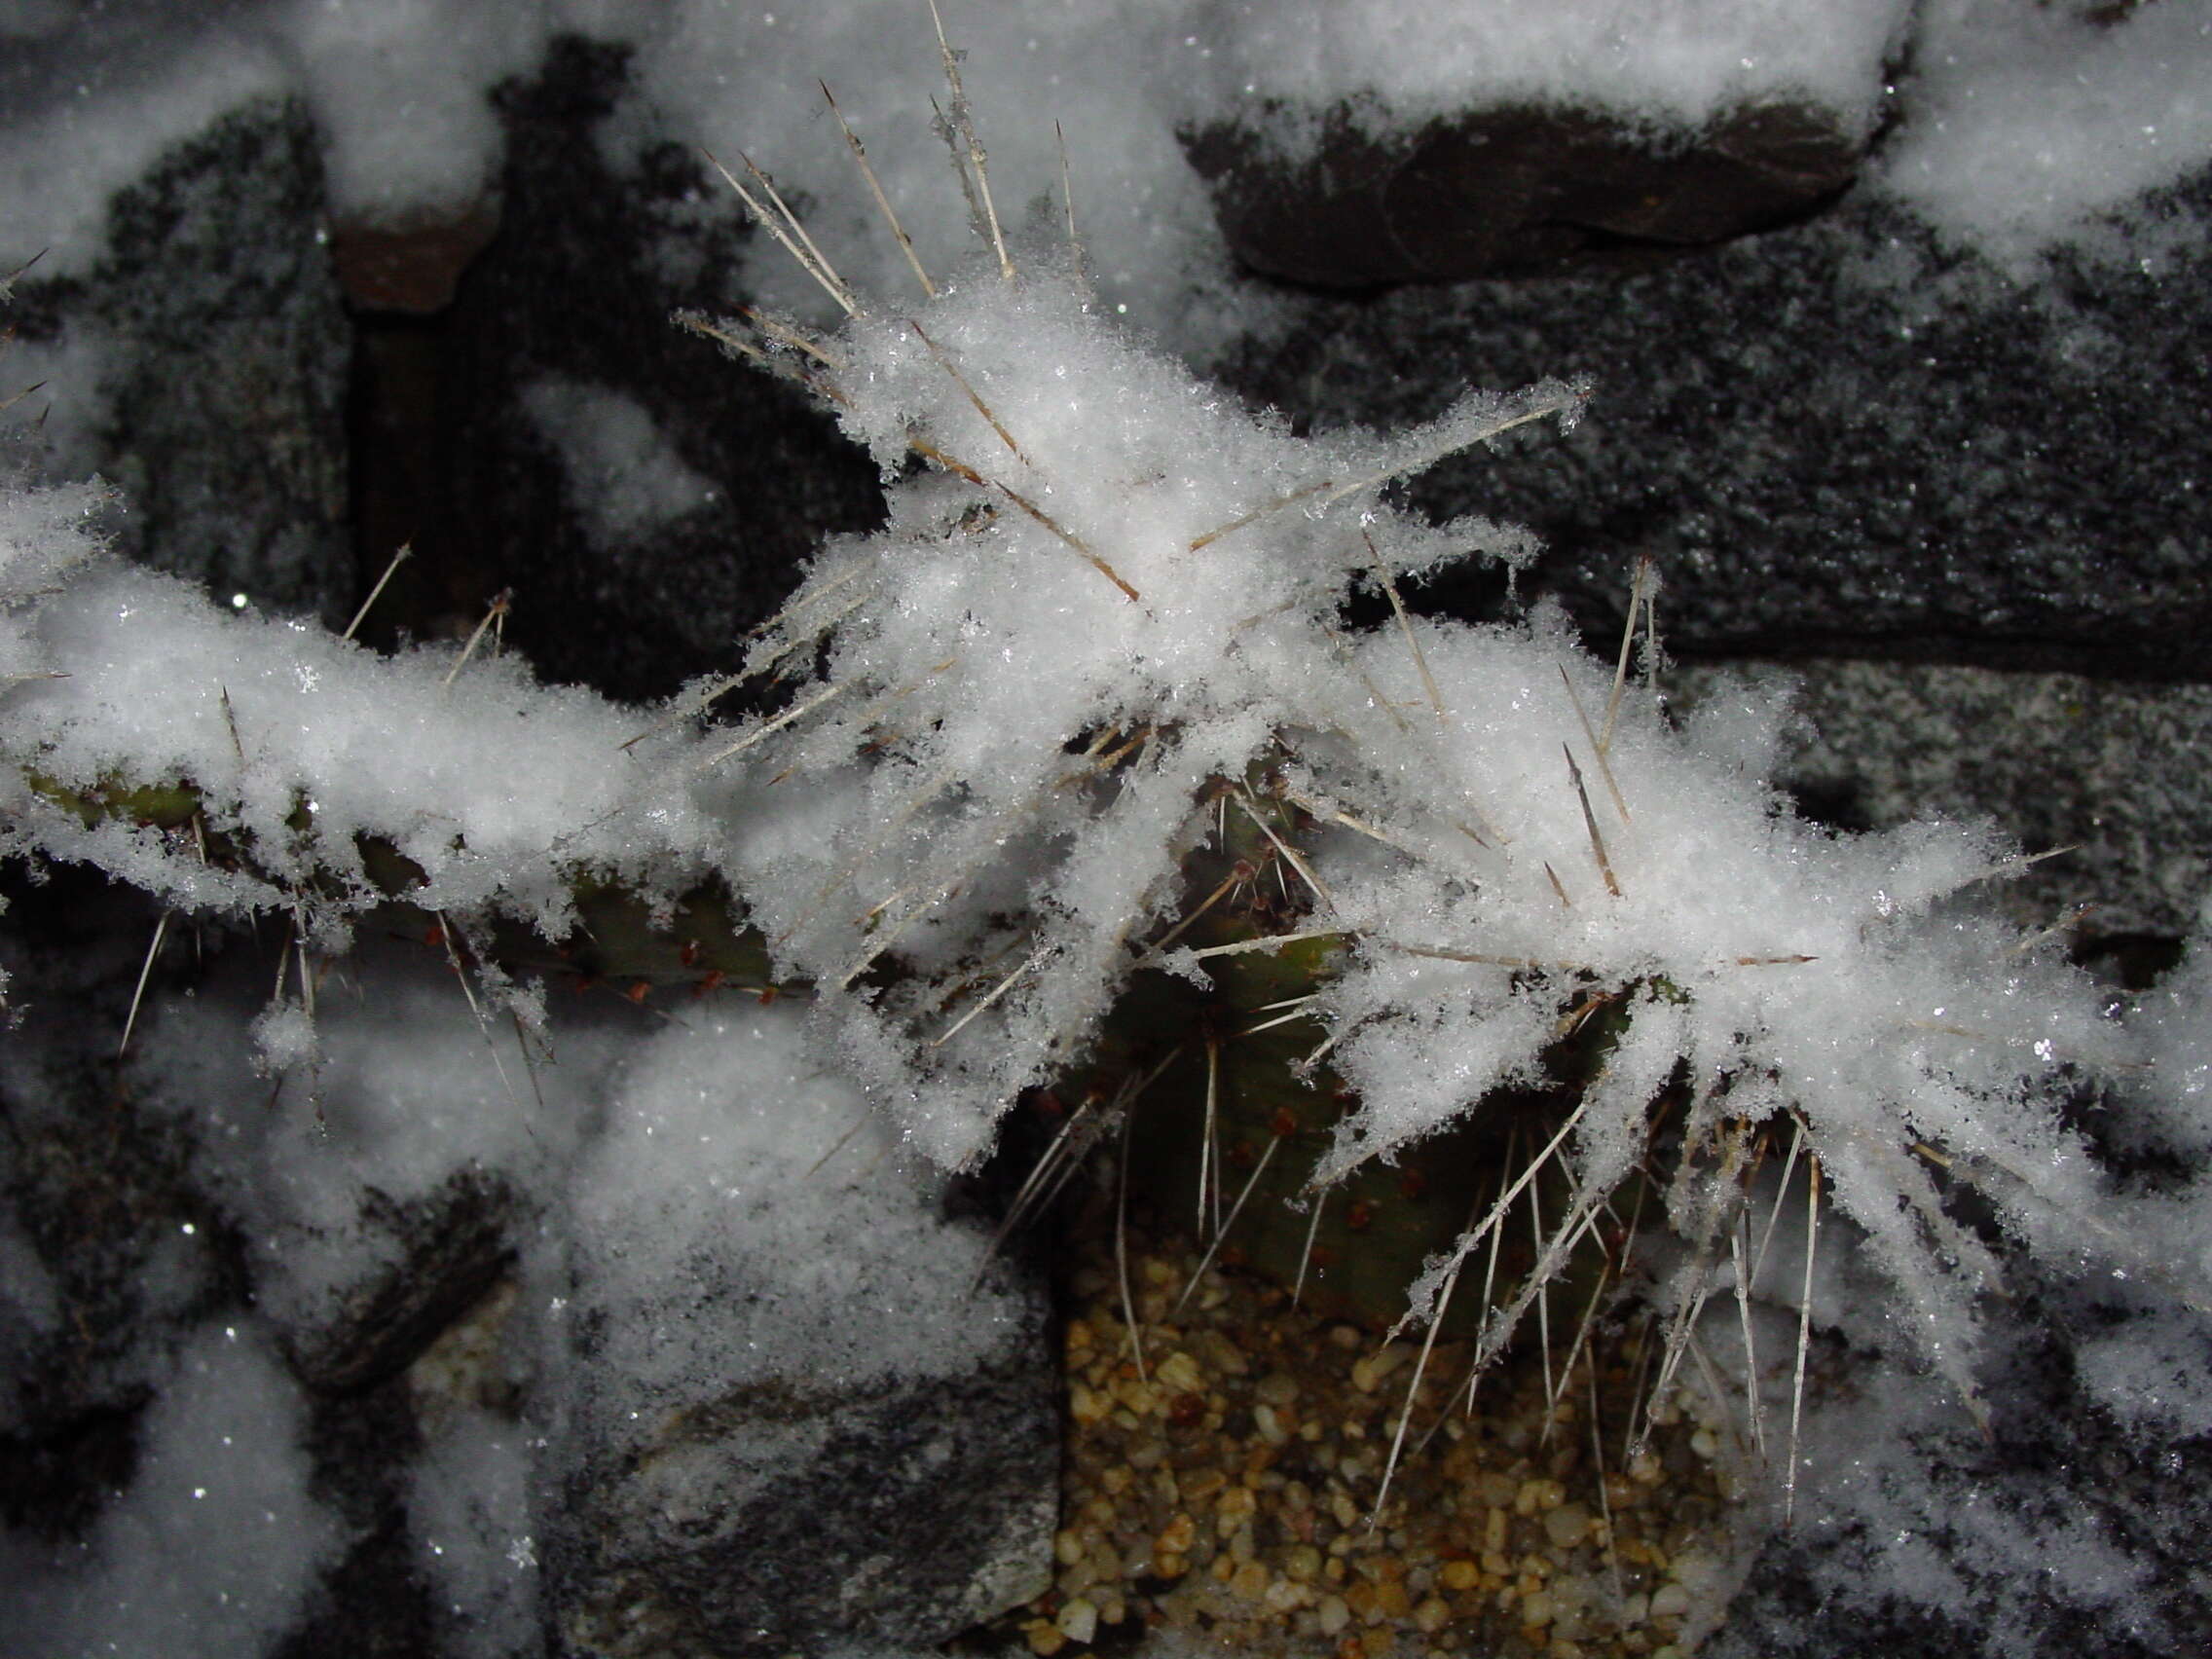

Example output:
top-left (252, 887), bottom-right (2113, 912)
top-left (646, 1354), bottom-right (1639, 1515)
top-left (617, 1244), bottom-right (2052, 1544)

top-left (1184, 96), bottom-right (1864, 287)
top-left (1210, 167), bottom-right (2212, 684)
top-left (278, 1170), bottom-right (523, 1398)
top-left (1711, 1270), bottom-right (2212, 1659)
top-left (537, 1115), bottom-right (1058, 1658)
top-left (1672, 659), bottom-right (2212, 940)
top-left (9, 96), bottom-right (351, 622)
top-left (545, 1356), bottom-right (1056, 1659)
top-left (426, 37), bottom-right (885, 705)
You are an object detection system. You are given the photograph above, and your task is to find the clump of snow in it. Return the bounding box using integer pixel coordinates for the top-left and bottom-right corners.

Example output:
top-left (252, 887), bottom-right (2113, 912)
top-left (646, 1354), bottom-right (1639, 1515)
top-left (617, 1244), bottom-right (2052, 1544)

top-left (1875, 0), bottom-right (2212, 273)
top-left (0, 470), bottom-right (113, 678)
top-left (518, 375), bottom-right (721, 549)
top-left (0, 559), bottom-right (726, 942)
top-left (2126, 900), bottom-right (2212, 1161)
top-left (549, 1002), bottom-right (1031, 1406)
top-left (408, 1405), bottom-right (541, 1656)
top-left (702, 240), bottom-right (1576, 1167)
top-left (262, 0), bottom-right (550, 223)
top-left (133, 951), bottom-right (619, 1338)
top-left (1181, 0), bottom-right (1911, 153)
top-left (1307, 611), bottom-right (2125, 1399)
top-left (0, 1319), bottom-right (343, 1659)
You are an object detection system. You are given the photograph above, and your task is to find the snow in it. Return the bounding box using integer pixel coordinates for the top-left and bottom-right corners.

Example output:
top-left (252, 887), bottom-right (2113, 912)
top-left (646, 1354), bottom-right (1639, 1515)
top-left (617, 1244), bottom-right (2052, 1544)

top-left (1183, 0), bottom-right (1910, 149)
top-left (2, 2), bottom-right (2211, 1654)
top-left (132, 953), bottom-right (619, 1337)
top-left (0, 559), bottom-right (725, 940)
top-left (407, 1406), bottom-right (541, 1655)
top-left (554, 1002), bottom-right (1031, 1398)
top-left (5, 1), bottom-right (2207, 348)
top-left (1877, 0), bottom-right (2212, 273)
top-left (519, 376), bottom-right (722, 549)
top-left (0, 18), bottom-right (289, 276)
top-left (264, 0), bottom-right (551, 223)
top-left (0, 1321), bottom-right (343, 1659)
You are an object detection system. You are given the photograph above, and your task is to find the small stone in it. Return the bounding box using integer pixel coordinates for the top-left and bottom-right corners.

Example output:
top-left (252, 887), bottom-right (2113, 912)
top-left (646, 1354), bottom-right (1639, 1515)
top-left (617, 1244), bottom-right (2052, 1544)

top-left (1515, 1478), bottom-right (1565, 1516)
top-left (1541, 1503), bottom-right (1591, 1550)
top-left (1349, 1344), bottom-right (1412, 1393)
top-left (1024, 1617), bottom-right (1067, 1656)
top-left (1111, 1375), bottom-right (1159, 1416)
top-left (1439, 1558), bottom-right (1479, 1593)
top-left (1183, 1466), bottom-right (1229, 1505)
top-left (1156, 1349), bottom-right (1206, 1394)
top-left (1196, 1327), bottom-right (1250, 1376)
top-left (1317, 1593), bottom-right (1352, 1635)
top-left (1055, 1598), bottom-right (1098, 1644)
top-left (1413, 1596), bottom-right (1451, 1634)
top-left (1265, 1573), bottom-right (1309, 1612)
top-left (1649, 1583), bottom-right (1691, 1619)
top-left (1521, 1588), bottom-right (1556, 1629)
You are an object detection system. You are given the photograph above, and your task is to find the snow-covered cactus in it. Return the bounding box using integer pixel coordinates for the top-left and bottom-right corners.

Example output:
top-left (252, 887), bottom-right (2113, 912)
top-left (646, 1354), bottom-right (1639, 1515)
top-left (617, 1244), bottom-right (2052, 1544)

top-left (672, 45), bottom-right (2160, 1443)
top-left (0, 12), bottom-right (2191, 1489)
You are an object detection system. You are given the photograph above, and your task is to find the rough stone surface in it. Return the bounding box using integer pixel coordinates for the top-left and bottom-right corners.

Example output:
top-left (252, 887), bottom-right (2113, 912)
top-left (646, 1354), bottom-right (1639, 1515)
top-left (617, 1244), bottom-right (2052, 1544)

top-left (1713, 1272), bottom-right (2212, 1659)
top-left (330, 205), bottom-right (503, 314)
top-left (541, 1246), bottom-right (1056, 1659)
top-left (1671, 659), bottom-right (2212, 940)
top-left (1211, 167), bottom-right (2212, 683)
top-left (1185, 96), bottom-right (1864, 286)
top-left (10, 96), bottom-right (351, 622)
top-left (277, 1170), bottom-right (523, 1398)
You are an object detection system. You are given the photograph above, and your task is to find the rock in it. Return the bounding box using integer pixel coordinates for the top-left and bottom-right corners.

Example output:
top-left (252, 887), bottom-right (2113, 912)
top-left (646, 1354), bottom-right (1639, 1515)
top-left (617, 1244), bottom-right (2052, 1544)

top-left (545, 1358), bottom-right (1056, 1659)
top-left (8, 96), bottom-right (351, 621)
top-left (427, 37), bottom-right (884, 703)
top-left (330, 205), bottom-right (502, 314)
top-left (1184, 96), bottom-right (1864, 287)
top-left (1711, 1270), bottom-right (2212, 1659)
top-left (1672, 660), bottom-right (2212, 940)
top-left (277, 1170), bottom-right (523, 1398)
top-left (536, 1011), bottom-right (1058, 1658)
top-left (1211, 166), bottom-right (2212, 685)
